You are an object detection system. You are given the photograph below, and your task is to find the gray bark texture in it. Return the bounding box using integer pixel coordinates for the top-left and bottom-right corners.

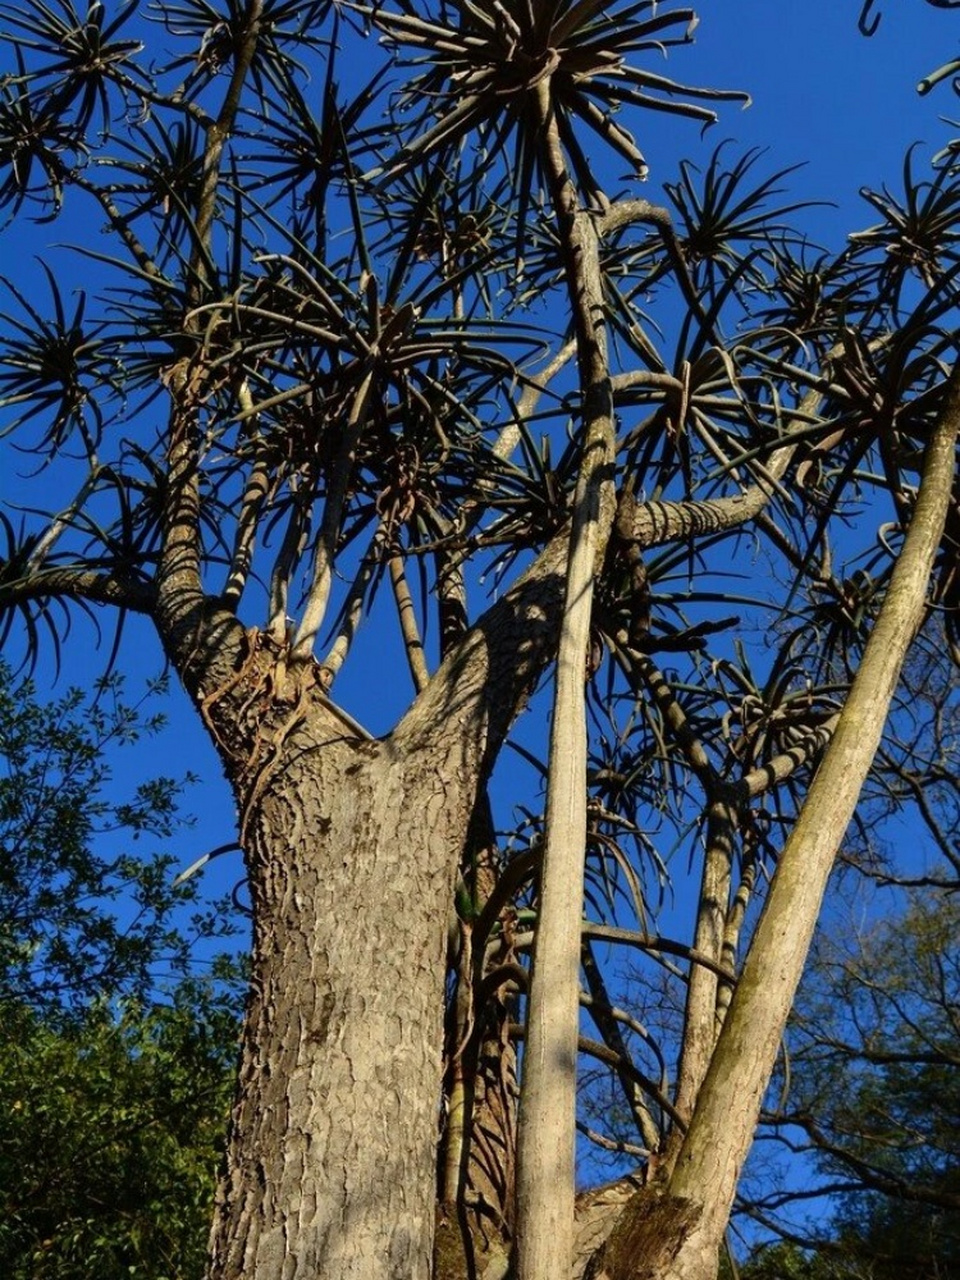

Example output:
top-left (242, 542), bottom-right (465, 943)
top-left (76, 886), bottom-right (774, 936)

top-left (184, 526), bottom-right (568, 1276)
top-left (201, 649), bottom-right (478, 1277)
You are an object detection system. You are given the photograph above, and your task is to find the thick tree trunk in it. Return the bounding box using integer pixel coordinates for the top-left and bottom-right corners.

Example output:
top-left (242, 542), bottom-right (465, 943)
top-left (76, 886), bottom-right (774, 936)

top-left (205, 692), bottom-right (479, 1280)
top-left (176, 533), bottom-right (566, 1280)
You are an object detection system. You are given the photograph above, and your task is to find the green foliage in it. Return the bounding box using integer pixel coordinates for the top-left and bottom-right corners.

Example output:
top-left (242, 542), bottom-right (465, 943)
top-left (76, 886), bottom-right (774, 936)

top-left (0, 985), bottom-right (237, 1280)
top-left (750, 893), bottom-right (960, 1278)
top-left (729, 1242), bottom-right (837, 1280)
top-left (0, 662), bottom-right (243, 1277)
top-left (0, 659), bottom-right (239, 1014)
top-left (807, 898), bottom-right (960, 1279)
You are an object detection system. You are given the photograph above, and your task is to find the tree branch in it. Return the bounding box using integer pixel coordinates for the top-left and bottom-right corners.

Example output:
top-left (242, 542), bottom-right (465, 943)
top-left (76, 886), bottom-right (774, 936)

top-left (664, 361), bottom-right (960, 1269)
top-left (0, 564), bottom-right (156, 614)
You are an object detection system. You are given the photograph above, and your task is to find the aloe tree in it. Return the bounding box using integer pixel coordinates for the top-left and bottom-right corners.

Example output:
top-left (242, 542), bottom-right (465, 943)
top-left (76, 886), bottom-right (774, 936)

top-left (0, 3), bottom-right (957, 1278)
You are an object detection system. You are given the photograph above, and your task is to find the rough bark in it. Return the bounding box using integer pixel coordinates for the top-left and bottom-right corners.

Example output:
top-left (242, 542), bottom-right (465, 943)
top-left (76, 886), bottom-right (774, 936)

top-left (181, 500), bottom-right (572, 1278)
top-left (582, 1192), bottom-right (701, 1280)
top-left (204, 656), bottom-right (482, 1278)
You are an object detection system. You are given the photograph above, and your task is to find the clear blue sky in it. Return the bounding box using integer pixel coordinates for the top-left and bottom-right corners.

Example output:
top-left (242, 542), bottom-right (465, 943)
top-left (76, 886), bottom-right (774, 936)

top-left (2, 0), bottom-right (954, 974)
top-left (1, 0), bottom-right (957, 1236)
top-left (4, 0), bottom-right (948, 882)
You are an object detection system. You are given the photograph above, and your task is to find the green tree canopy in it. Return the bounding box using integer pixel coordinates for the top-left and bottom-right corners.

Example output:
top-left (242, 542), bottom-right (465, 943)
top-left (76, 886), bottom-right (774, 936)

top-left (0, 989), bottom-right (238, 1280)
top-left (0, 660), bottom-right (239, 1014)
top-left (764, 893), bottom-right (960, 1278)
top-left (0, 664), bottom-right (243, 1277)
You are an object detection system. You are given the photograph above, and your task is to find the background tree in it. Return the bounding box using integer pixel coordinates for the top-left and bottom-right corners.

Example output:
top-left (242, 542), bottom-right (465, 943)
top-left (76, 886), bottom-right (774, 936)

top-left (0, 662), bottom-right (242, 1278)
top-left (0, 3), bottom-right (957, 1279)
top-left (0, 989), bottom-right (238, 1280)
top-left (0, 661), bottom-right (238, 1010)
top-left (744, 892), bottom-right (960, 1279)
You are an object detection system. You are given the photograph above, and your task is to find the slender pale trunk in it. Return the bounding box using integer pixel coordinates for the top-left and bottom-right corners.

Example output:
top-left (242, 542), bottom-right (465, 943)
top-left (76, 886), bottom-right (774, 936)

top-left (661, 371), bottom-right (960, 1280)
top-left (668, 798), bottom-right (737, 1148)
top-left (514, 82), bottom-right (617, 1280)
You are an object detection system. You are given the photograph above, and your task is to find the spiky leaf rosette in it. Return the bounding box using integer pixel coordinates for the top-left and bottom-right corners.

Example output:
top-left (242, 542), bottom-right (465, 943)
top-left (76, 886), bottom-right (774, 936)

top-left (364, 0), bottom-right (749, 225)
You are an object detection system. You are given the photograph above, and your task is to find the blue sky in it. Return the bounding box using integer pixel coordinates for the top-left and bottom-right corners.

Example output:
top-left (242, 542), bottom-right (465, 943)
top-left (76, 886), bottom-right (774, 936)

top-left (2, 0), bottom-right (955, 963)
top-left (9, 0), bottom-right (945, 897)
top-left (662, 2), bottom-right (954, 223)
top-left (1, 0), bottom-right (958, 1238)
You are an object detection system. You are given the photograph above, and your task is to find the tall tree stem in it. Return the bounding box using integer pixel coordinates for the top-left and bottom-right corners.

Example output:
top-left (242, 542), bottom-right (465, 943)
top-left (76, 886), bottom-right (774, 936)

top-left (665, 366), bottom-right (960, 1280)
top-left (514, 80), bottom-right (617, 1280)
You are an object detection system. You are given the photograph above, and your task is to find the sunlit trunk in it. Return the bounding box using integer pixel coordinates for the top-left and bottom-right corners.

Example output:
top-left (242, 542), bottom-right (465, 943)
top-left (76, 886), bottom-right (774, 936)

top-left (205, 721), bottom-right (475, 1280)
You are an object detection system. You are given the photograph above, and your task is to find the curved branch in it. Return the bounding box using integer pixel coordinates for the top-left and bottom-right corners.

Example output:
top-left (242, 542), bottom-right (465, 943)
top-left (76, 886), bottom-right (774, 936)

top-left (511, 923), bottom-right (737, 983)
top-left (582, 941), bottom-right (664, 1152)
top-left (783, 1110), bottom-right (960, 1211)
top-left (0, 565), bottom-right (156, 614)
top-left (666, 361), bottom-right (960, 1267)
top-left (619, 487), bottom-right (785, 549)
